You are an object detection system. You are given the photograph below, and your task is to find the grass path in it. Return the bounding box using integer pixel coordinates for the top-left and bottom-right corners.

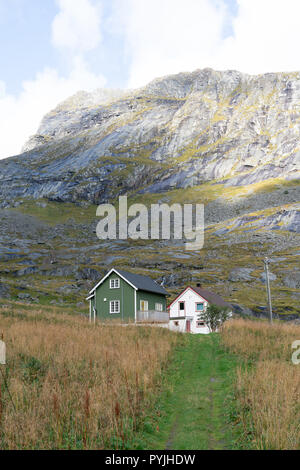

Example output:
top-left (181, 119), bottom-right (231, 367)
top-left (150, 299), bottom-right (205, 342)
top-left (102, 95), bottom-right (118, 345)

top-left (136, 334), bottom-right (239, 450)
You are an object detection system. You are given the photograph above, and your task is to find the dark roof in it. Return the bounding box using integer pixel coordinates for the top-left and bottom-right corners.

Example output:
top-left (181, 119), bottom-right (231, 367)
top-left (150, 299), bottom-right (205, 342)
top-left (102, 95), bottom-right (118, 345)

top-left (116, 269), bottom-right (168, 296)
top-left (192, 286), bottom-right (230, 308)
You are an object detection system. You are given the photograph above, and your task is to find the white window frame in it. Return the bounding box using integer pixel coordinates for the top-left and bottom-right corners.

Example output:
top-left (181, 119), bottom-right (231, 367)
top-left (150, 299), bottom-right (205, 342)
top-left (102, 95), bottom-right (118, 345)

top-left (110, 278), bottom-right (120, 289)
top-left (196, 302), bottom-right (204, 312)
top-left (179, 301), bottom-right (185, 314)
top-left (155, 303), bottom-right (163, 312)
top-left (140, 300), bottom-right (148, 312)
top-left (110, 300), bottom-right (120, 314)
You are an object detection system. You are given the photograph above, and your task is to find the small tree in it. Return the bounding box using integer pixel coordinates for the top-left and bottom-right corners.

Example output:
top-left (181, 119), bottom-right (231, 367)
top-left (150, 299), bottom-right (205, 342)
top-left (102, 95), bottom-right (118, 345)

top-left (201, 304), bottom-right (231, 333)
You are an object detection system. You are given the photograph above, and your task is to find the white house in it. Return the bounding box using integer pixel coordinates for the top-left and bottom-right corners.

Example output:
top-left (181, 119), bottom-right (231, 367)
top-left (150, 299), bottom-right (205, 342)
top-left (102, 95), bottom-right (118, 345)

top-left (168, 285), bottom-right (231, 334)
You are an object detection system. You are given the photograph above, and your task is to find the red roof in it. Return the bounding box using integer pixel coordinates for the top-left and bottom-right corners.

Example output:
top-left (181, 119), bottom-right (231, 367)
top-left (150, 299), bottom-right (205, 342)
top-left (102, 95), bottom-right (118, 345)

top-left (168, 286), bottom-right (230, 309)
top-left (192, 286), bottom-right (230, 308)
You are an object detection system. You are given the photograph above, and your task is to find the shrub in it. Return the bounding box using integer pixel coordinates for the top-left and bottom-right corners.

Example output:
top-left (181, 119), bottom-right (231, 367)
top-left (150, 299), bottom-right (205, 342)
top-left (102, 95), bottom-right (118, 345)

top-left (202, 304), bottom-right (231, 332)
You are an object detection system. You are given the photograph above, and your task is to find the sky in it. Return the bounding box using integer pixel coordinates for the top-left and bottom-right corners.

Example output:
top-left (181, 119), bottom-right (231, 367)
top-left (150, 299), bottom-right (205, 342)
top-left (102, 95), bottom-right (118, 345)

top-left (1, 0), bottom-right (300, 159)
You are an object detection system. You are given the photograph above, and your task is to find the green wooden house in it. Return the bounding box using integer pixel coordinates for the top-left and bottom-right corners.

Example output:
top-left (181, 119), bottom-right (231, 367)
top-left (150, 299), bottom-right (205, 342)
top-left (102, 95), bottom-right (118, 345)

top-left (86, 268), bottom-right (169, 323)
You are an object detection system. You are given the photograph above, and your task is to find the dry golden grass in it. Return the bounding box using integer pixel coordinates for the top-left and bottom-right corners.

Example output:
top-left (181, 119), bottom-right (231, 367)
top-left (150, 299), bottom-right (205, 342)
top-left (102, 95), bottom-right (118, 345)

top-left (0, 307), bottom-right (179, 449)
top-left (222, 319), bottom-right (300, 450)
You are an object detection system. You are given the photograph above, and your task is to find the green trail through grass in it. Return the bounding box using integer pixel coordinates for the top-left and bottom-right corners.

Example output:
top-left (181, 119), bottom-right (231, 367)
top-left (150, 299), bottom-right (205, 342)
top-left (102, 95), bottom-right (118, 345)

top-left (136, 334), bottom-right (238, 450)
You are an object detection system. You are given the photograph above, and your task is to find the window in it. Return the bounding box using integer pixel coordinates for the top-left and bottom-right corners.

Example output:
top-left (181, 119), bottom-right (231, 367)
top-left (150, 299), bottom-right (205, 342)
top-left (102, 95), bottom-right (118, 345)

top-left (179, 302), bottom-right (185, 311)
top-left (196, 303), bottom-right (204, 311)
top-left (155, 303), bottom-right (163, 311)
top-left (140, 300), bottom-right (148, 312)
top-left (110, 300), bottom-right (120, 314)
top-left (110, 278), bottom-right (120, 289)
top-left (196, 321), bottom-right (205, 328)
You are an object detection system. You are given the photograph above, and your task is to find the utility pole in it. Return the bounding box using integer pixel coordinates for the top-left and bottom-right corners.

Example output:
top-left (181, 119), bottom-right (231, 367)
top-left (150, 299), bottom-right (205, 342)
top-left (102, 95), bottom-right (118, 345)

top-left (264, 257), bottom-right (273, 324)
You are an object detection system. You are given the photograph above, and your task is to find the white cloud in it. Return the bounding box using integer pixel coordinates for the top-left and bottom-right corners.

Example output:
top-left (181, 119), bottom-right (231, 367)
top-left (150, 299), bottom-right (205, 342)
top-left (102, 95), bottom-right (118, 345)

top-left (3, 0), bottom-right (300, 161)
top-left (0, 58), bottom-right (106, 159)
top-left (114, 0), bottom-right (228, 88)
top-left (218, 0), bottom-right (300, 74)
top-left (52, 0), bottom-right (102, 52)
top-left (0, 80), bottom-right (6, 99)
top-left (0, 0), bottom-right (105, 160)
top-left (115, 0), bottom-right (300, 88)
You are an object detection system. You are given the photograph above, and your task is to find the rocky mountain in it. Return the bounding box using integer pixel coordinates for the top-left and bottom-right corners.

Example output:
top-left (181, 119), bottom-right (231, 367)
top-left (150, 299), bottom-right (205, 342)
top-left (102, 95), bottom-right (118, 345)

top-left (0, 68), bottom-right (299, 204)
top-left (0, 68), bottom-right (299, 320)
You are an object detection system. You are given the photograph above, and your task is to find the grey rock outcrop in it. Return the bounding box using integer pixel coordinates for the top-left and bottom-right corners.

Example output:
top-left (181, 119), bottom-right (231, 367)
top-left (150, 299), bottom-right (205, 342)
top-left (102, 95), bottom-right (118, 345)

top-left (0, 283), bottom-right (10, 299)
top-left (260, 272), bottom-right (277, 283)
top-left (228, 268), bottom-right (254, 282)
top-left (0, 68), bottom-right (299, 204)
top-left (283, 271), bottom-right (300, 289)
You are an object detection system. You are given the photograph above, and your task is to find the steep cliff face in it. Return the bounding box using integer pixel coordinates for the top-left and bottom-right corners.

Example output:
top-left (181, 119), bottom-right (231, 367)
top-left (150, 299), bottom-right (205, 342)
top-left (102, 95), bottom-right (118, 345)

top-left (0, 68), bottom-right (299, 205)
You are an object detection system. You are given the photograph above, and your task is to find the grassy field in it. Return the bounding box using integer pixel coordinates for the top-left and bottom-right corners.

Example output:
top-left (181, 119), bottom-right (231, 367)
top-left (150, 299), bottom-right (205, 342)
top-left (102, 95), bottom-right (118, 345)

top-left (0, 307), bottom-right (299, 450)
top-left (221, 319), bottom-right (300, 450)
top-left (0, 306), bottom-right (179, 449)
top-left (132, 319), bottom-right (300, 450)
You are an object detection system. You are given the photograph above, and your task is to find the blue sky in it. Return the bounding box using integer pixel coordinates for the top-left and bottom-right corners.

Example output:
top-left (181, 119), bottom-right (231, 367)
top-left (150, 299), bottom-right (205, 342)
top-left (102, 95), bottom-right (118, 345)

top-left (0, 0), bottom-right (129, 95)
top-left (0, 0), bottom-right (300, 159)
top-left (0, 1), bottom-right (56, 95)
top-left (0, 0), bottom-right (238, 96)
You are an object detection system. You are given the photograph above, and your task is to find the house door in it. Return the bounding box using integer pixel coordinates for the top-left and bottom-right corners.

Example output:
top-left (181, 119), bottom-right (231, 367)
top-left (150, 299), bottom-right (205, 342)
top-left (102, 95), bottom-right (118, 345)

top-left (140, 300), bottom-right (148, 312)
top-left (186, 320), bottom-right (191, 333)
